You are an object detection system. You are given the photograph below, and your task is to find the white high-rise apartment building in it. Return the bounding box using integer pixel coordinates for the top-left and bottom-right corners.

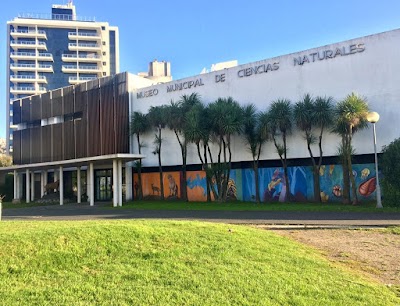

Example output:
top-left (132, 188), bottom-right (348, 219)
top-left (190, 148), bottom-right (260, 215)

top-left (6, 1), bottom-right (119, 154)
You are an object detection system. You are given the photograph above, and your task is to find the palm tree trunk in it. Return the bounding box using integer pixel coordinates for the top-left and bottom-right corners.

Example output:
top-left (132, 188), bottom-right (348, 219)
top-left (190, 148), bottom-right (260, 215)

top-left (158, 128), bottom-right (164, 200)
top-left (283, 132), bottom-right (291, 202)
top-left (254, 160), bottom-right (260, 203)
top-left (348, 131), bottom-right (358, 205)
top-left (136, 134), bottom-right (143, 200)
top-left (204, 144), bottom-right (211, 202)
top-left (341, 136), bottom-right (350, 204)
top-left (306, 135), bottom-right (320, 202)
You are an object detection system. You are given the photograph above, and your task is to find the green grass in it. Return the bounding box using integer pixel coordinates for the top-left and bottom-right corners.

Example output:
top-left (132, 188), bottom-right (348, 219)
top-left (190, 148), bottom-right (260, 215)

top-left (118, 200), bottom-right (400, 213)
top-left (0, 220), bottom-right (398, 305)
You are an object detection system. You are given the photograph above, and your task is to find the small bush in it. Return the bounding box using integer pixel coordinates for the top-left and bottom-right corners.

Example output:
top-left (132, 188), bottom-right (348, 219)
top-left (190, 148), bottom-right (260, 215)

top-left (381, 138), bottom-right (400, 207)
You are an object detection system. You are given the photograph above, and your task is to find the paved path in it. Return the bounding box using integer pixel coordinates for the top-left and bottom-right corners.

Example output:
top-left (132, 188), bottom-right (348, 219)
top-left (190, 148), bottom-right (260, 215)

top-left (2, 203), bottom-right (400, 226)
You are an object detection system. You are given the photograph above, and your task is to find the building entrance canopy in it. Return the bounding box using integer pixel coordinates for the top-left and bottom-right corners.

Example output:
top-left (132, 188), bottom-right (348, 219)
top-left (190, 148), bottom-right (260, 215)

top-left (0, 154), bottom-right (145, 207)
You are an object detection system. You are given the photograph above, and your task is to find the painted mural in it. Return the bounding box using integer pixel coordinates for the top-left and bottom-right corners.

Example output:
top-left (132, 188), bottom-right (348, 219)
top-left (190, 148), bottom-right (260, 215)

top-left (242, 167), bottom-right (308, 202)
top-left (134, 163), bottom-right (378, 202)
top-left (319, 163), bottom-right (377, 202)
top-left (134, 172), bottom-right (181, 200)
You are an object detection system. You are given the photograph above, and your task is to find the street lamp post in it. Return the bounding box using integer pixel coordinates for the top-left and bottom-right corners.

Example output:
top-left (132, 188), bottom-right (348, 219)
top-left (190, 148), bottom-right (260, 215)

top-left (367, 111), bottom-right (383, 208)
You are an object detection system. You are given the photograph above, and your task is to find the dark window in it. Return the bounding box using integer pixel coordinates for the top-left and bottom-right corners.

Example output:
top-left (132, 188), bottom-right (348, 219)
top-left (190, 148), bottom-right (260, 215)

top-left (102, 41), bottom-right (106, 46)
top-left (103, 62), bottom-right (106, 66)
top-left (101, 26), bottom-right (106, 30)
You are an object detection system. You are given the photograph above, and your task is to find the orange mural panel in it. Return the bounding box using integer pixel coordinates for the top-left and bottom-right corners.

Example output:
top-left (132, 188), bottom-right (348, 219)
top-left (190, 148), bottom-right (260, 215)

top-left (134, 172), bottom-right (181, 200)
top-left (187, 170), bottom-right (209, 202)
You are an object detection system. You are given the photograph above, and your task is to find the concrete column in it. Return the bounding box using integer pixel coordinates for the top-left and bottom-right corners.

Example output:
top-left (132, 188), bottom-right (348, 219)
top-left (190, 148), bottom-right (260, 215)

top-left (13, 170), bottom-right (17, 200)
top-left (40, 171), bottom-right (45, 198)
top-left (89, 163), bottom-right (94, 206)
top-left (30, 172), bottom-right (35, 202)
top-left (26, 169), bottom-right (30, 203)
top-left (77, 167), bottom-right (81, 204)
top-left (18, 174), bottom-right (23, 199)
top-left (113, 159), bottom-right (118, 207)
top-left (59, 166), bottom-right (64, 206)
top-left (43, 170), bottom-right (48, 194)
top-left (125, 163), bottom-right (133, 201)
top-left (118, 160), bottom-right (123, 206)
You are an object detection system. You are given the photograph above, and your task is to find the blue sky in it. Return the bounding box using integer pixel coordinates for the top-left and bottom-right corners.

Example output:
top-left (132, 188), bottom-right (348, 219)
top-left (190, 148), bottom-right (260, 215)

top-left (1, 0), bottom-right (400, 138)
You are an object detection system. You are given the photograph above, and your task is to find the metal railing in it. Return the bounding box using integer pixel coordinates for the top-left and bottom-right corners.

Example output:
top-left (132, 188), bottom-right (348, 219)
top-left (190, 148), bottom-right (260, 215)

top-left (10, 40), bottom-right (46, 46)
top-left (68, 32), bottom-right (100, 38)
top-left (69, 42), bottom-right (99, 48)
top-left (10, 75), bottom-right (46, 80)
top-left (69, 76), bottom-right (97, 81)
top-left (62, 54), bottom-right (100, 59)
top-left (10, 29), bottom-right (46, 35)
top-left (63, 65), bottom-right (99, 70)
top-left (17, 13), bottom-right (96, 22)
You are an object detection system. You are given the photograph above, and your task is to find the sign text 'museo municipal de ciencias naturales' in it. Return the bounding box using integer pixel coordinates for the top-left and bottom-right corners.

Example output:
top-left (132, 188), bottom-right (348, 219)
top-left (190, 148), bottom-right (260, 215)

top-left (136, 42), bottom-right (365, 99)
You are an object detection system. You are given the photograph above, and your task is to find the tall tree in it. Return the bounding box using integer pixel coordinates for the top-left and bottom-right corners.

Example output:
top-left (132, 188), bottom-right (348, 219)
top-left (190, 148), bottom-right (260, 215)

top-left (242, 104), bottom-right (268, 203)
top-left (166, 93), bottom-right (201, 201)
top-left (267, 99), bottom-right (293, 202)
top-left (185, 103), bottom-right (213, 201)
top-left (148, 105), bottom-right (169, 200)
top-left (333, 93), bottom-right (369, 205)
top-left (130, 111), bottom-right (150, 200)
top-left (208, 97), bottom-right (244, 201)
top-left (294, 94), bottom-right (335, 202)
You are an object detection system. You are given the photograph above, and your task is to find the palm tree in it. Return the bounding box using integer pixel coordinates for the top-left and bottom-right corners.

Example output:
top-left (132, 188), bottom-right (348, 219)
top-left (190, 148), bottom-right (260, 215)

top-left (208, 97), bottom-right (244, 201)
top-left (166, 93), bottom-right (202, 202)
top-left (333, 93), bottom-right (369, 205)
top-left (130, 111), bottom-right (150, 200)
top-left (185, 102), bottom-right (213, 201)
top-left (148, 105), bottom-right (169, 200)
top-left (267, 99), bottom-right (293, 202)
top-left (294, 94), bottom-right (335, 202)
top-left (242, 104), bottom-right (268, 203)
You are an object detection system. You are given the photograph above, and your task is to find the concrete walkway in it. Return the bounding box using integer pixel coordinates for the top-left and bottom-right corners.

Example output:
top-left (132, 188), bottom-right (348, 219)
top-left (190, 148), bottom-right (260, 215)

top-left (2, 203), bottom-right (400, 226)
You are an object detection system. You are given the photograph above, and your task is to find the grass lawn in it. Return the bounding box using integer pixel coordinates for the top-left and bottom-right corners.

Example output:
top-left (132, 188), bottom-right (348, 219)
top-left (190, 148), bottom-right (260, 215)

top-left (118, 200), bottom-right (400, 213)
top-left (0, 220), bottom-right (398, 305)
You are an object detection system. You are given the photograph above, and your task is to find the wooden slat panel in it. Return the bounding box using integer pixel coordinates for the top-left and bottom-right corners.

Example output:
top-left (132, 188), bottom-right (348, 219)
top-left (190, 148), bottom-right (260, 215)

top-left (63, 86), bottom-right (74, 115)
top-left (114, 73), bottom-right (129, 153)
top-left (12, 100), bottom-right (22, 125)
top-left (75, 119), bottom-right (87, 158)
top-left (12, 130), bottom-right (22, 165)
top-left (52, 123), bottom-right (63, 161)
top-left (100, 76), bottom-right (114, 155)
top-left (30, 127), bottom-right (41, 163)
top-left (21, 97), bottom-right (31, 123)
top-left (63, 120), bottom-right (75, 160)
top-left (41, 92), bottom-right (51, 119)
top-left (21, 129), bottom-right (30, 164)
top-left (52, 89), bottom-right (63, 117)
top-left (30, 95), bottom-right (41, 121)
top-left (87, 79), bottom-right (101, 157)
top-left (74, 83), bottom-right (86, 113)
top-left (41, 125), bottom-right (52, 163)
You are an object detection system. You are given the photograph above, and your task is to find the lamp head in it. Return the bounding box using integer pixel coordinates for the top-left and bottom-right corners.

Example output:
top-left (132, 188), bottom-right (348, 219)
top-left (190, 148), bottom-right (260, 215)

top-left (367, 111), bottom-right (380, 123)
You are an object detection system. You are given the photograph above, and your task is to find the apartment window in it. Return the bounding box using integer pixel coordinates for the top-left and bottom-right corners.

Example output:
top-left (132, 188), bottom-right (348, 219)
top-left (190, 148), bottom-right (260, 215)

top-left (103, 72), bottom-right (106, 76)
top-left (101, 26), bottom-right (105, 30)
top-left (103, 62), bottom-right (106, 66)
top-left (102, 52), bottom-right (106, 56)
top-left (102, 41), bottom-right (106, 46)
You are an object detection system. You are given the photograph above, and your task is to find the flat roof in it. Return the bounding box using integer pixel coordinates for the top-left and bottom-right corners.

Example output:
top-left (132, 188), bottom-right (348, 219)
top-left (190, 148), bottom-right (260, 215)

top-left (0, 154), bottom-right (145, 173)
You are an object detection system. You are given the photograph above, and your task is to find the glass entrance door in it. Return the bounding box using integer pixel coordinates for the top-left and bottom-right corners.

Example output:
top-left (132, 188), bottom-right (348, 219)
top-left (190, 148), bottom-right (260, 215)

top-left (95, 170), bottom-right (112, 201)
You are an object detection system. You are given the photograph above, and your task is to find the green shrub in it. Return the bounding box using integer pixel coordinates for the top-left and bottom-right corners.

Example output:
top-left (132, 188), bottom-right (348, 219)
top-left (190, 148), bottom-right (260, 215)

top-left (381, 138), bottom-right (400, 207)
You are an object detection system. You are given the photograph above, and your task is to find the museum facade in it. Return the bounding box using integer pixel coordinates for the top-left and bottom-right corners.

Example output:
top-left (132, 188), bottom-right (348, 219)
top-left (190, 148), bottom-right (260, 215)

top-left (3, 28), bottom-right (400, 204)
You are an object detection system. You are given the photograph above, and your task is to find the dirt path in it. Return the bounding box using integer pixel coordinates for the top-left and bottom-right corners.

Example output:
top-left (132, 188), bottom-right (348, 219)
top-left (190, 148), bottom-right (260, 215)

top-left (264, 227), bottom-right (400, 290)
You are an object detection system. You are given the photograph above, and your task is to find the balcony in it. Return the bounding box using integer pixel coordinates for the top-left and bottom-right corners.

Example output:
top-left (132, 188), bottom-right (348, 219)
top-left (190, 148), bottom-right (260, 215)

top-left (68, 42), bottom-right (100, 51)
top-left (62, 65), bottom-right (101, 73)
top-left (10, 63), bottom-right (53, 73)
top-left (10, 40), bottom-right (47, 50)
top-left (10, 52), bottom-right (53, 61)
top-left (68, 76), bottom-right (98, 84)
top-left (10, 86), bottom-right (47, 95)
top-left (68, 31), bottom-right (101, 40)
top-left (62, 53), bottom-right (101, 62)
top-left (10, 29), bottom-right (47, 39)
top-left (10, 75), bottom-right (47, 83)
